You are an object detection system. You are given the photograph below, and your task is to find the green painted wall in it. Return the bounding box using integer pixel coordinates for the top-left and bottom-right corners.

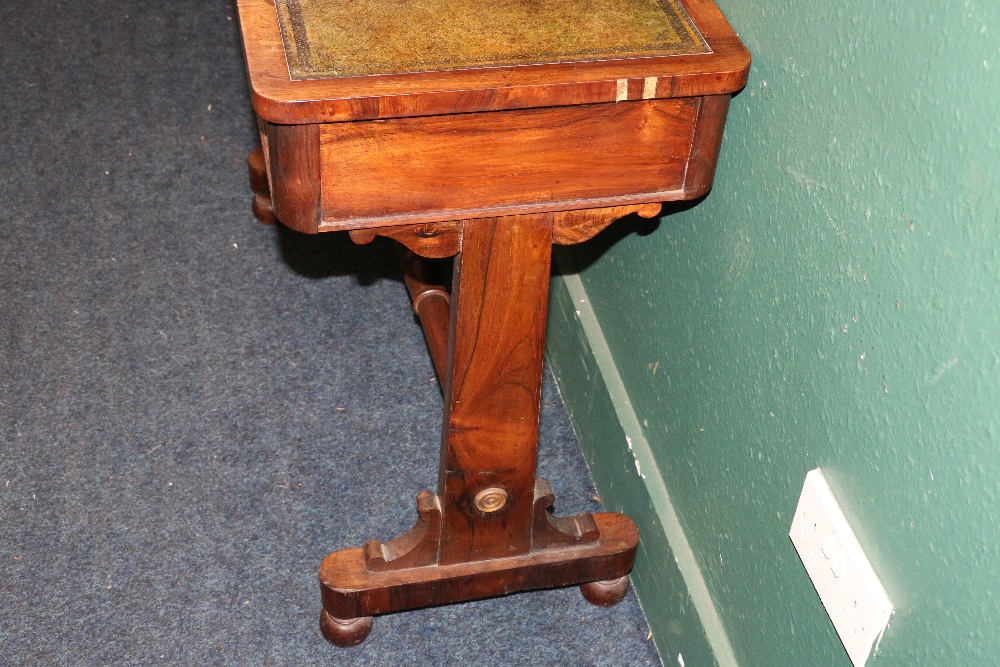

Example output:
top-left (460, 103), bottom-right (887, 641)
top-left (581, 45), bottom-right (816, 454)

top-left (547, 1), bottom-right (1000, 665)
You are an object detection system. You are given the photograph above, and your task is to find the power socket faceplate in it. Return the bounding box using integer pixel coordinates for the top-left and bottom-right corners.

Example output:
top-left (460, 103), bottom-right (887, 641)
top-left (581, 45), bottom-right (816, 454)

top-left (789, 469), bottom-right (892, 667)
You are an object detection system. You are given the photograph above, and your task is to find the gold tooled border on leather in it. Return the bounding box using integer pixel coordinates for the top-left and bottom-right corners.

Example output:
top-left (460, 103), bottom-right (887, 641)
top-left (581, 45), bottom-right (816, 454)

top-left (275, 0), bottom-right (711, 80)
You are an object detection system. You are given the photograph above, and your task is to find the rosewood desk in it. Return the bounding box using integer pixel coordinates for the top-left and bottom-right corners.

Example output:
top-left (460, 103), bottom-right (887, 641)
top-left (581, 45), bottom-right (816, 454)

top-left (235, 0), bottom-right (749, 647)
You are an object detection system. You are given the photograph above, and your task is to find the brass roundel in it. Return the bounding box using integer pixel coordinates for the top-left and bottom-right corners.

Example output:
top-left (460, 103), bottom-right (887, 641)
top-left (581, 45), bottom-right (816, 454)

top-left (474, 487), bottom-right (508, 513)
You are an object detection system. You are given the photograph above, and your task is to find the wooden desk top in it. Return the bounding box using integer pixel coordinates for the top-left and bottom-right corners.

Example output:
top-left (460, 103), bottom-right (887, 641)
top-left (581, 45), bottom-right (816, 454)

top-left (236, 0), bottom-right (749, 124)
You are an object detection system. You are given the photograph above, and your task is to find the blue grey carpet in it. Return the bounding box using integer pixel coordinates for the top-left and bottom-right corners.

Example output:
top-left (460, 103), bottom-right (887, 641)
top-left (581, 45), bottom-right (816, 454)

top-left (0, 1), bottom-right (661, 665)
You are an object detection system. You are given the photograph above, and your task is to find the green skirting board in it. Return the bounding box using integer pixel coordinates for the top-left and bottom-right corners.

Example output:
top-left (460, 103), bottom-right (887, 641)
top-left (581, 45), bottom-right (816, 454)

top-left (546, 249), bottom-right (737, 667)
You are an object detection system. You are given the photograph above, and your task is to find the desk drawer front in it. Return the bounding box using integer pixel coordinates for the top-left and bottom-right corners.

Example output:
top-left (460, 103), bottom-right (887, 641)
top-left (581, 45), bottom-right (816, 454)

top-left (319, 98), bottom-right (699, 228)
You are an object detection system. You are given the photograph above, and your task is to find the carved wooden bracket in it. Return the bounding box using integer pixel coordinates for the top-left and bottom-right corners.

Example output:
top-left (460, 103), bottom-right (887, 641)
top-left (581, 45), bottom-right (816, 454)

top-left (347, 203), bottom-right (661, 258)
top-left (531, 478), bottom-right (600, 550)
top-left (552, 203), bottom-right (662, 245)
top-left (349, 221), bottom-right (462, 258)
top-left (363, 491), bottom-right (442, 572)
top-left (361, 477), bottom-right (602, 577)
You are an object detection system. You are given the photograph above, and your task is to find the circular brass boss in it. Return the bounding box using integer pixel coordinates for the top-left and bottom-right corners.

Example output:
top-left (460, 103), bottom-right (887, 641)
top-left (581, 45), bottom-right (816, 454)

top-left (474, 487), bottom-right (508, 513)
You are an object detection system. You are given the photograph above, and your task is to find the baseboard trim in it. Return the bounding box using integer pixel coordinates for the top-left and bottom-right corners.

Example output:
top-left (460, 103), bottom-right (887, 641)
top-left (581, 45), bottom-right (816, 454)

top-left (548, 247), bottom-right (738, 667)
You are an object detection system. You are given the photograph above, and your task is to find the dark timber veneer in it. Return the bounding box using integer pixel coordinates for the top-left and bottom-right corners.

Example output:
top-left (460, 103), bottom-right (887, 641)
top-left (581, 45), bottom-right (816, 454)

top-left (236, 0), bottom-right (749, 647)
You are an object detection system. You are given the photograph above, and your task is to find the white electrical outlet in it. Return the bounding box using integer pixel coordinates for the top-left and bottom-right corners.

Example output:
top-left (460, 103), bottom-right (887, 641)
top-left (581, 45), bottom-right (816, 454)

top-left (789, 469), bottom-right (892, 667)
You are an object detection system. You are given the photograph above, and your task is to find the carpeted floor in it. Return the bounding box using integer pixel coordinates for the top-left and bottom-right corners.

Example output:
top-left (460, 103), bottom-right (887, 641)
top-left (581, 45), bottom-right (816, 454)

top-left (0, 1), bottom-right (661, 665)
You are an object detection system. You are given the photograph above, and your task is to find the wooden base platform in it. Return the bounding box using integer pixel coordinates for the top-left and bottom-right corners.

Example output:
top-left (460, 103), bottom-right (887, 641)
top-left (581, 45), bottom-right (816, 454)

top-left (319, 511), bottom-right (638, 646)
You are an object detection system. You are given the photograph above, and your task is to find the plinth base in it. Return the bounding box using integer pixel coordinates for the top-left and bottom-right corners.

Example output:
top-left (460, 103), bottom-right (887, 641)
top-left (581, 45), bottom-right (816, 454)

top-left (319, 511), bottom-right (638, 643)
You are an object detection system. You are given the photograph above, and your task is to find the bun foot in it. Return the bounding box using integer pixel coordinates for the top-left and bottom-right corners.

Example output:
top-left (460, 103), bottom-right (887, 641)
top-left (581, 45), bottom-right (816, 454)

top-left (580, 575), bottom-right (629, 607)
top-left (319, 609), bottom-right (373, 647)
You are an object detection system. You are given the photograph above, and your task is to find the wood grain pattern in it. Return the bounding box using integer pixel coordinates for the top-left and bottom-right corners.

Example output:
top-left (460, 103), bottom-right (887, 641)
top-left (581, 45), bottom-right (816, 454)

top-left (349, 221), bottom-right (462, 258)
top-left (256, 94), bottom-right (730, 233)
top-left (319, 511), bottom-right (639, 620)
top-left (682, 94), bottom-right (732, 198)
top-left (261, 121), bottom-right (321, 233)
top-left (552, 203), bottom-right (663, 245)
top-left (320, 99), bottom-right (697, 228)
top-left (235, 0), bottom-right (750, 124)
top-left (436, 214), bottom-right (553, 565)
top-left (363, 491), bottom-right (442, 571)
top-left (531, 478), bottom-right (600, 549)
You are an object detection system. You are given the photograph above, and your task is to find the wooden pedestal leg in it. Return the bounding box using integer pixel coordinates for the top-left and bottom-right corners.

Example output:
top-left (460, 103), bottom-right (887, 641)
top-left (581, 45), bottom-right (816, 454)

top-left (437, 214), bottom-right (552, 563)
top-left (320, 213), bottom-right (639, 646)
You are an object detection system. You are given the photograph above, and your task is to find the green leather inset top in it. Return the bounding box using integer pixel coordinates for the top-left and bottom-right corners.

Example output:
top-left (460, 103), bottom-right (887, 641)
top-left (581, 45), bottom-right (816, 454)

top-left (275, 0), bottom-right (710, 79)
